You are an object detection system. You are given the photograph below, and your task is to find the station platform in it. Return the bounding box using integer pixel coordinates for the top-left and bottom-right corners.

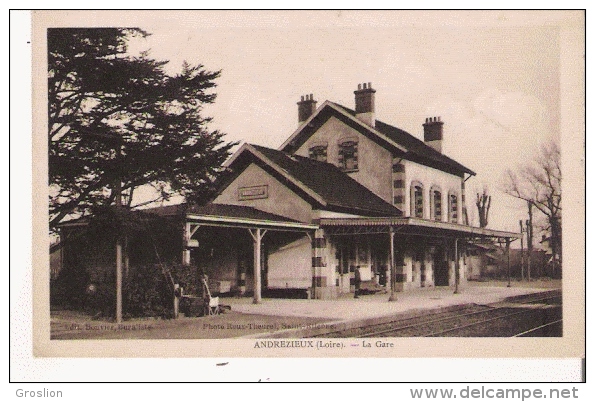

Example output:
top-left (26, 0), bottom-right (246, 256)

top-left (221, 280), bottom-right (561, 337)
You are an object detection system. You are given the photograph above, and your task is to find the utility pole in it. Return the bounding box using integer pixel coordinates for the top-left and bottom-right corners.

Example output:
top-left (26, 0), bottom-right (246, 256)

top-left (527, 201), bottom-right (533, 280)
top-left (115, 141), bottom-right (123, 324)
top-left (519, 220), bottom-right (525, 281)
top-left (453, 238), bottom-right (459, 294)
top-left (388, 227), bottom-right (397, 302)
top-left (87, 132), bottom-right (125, 323)
top-left (506, 239), bottom-right (511, 287)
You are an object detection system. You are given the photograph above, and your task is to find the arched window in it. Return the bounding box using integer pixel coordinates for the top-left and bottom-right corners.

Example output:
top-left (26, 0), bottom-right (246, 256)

top-left (410, 183), bottom-right (424, 218)
top-left (431, 188), bottom-right (442, 221)
top-left (449, 193), bottom-right (458, 223)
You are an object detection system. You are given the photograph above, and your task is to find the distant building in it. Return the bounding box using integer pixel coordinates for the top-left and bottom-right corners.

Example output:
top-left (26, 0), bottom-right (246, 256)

top-left (50, 241), bottom-right (62, 280)
top-left (466, 242), bottom-right (502, 280)
top-left (466, 242), bottom-right (549, 280)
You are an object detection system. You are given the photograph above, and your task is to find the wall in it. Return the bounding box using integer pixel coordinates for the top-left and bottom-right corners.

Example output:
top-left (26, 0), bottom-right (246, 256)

top-left (403, 160), bottom-right (464, 223)
top-left (423, 249), bottom-right (435, 287)
top-left (466, 254), bottom-right (483, 280)
top-left (448, 253), bottom-right (467, 288)
top-left (214, 163), bottom-right (313, 223)
top-left (50, 247), bottom-right (62, 280)
top-left (201, 243), bottom-right (239, 286)
top-left (402, 252), bottom-right (414, 291)
top-left (268, 236), bottom-right (312, 289)
top-left (294, 116), bottom-right (394, 204)
top-left (311, 229), bottom-right (338, 299)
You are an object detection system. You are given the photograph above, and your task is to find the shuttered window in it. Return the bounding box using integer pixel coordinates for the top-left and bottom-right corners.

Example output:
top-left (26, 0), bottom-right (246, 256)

top-left (433, 190), bottom-right (442, 221)
top-left (449, 193), bottom-right (458, 223)
top-left (338, 141), bottom-right (358, 172)
top-left (309, 145), bottom-right (327, 162)
top-left (413, 186), bottom-right (423, 218)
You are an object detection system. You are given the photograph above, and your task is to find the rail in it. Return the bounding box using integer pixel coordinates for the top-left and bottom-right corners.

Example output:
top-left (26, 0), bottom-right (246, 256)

top-left (311, 292), bottom-right (561, 338)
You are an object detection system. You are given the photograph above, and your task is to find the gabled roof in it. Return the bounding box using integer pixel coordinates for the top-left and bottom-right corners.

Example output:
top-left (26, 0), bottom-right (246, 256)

top-left (221, 143), bottom-right (402, 217)
top-left (280, 100), bottom-right (475, 176)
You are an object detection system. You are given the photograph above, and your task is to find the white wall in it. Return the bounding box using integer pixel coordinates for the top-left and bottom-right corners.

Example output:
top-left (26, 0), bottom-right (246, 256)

top-left (404, 160), bottom-right (463, 223)
top-left (214, 163), bottom-right (313, 223)
top-left (294, 116), bottom-right (394, 204)
top-left (268, 236), bottom-right (312, 289)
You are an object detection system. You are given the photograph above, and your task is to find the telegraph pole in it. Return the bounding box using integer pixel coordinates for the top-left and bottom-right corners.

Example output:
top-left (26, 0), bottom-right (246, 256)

top-left (506, 239), bottom-right (511, 287)
top-left (453, 238), bottom-right (459, 294)
top-left (527, 200), bottom-right (533, 280)
top-left (388, 227), bottom-right (397, 301)
top-left (519, 220), bottom-right (525, 281)
top-left (87, 132), bottom-right (124, 323)
top-left (115, 141), bottom-right (123, 324)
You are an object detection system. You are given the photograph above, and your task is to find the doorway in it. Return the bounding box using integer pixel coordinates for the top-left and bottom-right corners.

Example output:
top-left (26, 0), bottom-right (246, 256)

top-left (433, 246), bottom-right (449, 286)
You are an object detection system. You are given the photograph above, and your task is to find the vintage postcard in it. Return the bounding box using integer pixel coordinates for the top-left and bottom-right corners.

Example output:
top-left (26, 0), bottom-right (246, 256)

top-left (28, 10), bottom-right (584, 367)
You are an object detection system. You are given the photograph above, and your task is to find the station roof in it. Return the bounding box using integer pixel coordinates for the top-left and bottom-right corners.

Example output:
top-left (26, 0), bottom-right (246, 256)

top-left (332, 103), bottom-right (475, 176)
top-left (144, 202), bottom-right (318, 231)
top-left (279, 100), bottom-right (475, 176)
top-left (221, 143), bottom-right (403, 217)
top-left (320, 216), bottom-right (521, 240)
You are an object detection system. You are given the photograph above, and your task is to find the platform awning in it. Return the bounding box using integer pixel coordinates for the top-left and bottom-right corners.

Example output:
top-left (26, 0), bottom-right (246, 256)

top-left (184, 204), bottom-right (318, 232)
top-left (319, 216), bottom-right (520, 240)
top-left (179, 203), bottom-right (317, 305)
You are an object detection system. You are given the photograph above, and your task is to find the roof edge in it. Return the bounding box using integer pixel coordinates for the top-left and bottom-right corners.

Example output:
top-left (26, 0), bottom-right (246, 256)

top-left (222, 143), bottom-right (328, 207)
top-left (279, 101), bottom-right (408, 153)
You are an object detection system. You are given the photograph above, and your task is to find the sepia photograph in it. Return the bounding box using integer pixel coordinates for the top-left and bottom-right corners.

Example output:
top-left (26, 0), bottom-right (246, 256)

top-left (28, 10), bottom-right (584, 363)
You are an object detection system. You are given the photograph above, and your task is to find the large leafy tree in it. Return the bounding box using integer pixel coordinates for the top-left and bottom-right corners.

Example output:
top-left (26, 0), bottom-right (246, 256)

top-left (48, 28), bottom-right (235, 231)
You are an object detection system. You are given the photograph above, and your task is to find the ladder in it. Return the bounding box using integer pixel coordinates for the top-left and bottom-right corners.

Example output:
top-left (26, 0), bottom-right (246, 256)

top-left (202, 277), bottom-right (220, 315)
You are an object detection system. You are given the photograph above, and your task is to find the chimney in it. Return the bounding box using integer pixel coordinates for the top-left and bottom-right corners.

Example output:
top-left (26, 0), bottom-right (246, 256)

top-left (297, 94), bottom-right (317, 124)
top-left (423, 116), bottom-right (444, 153)
top-left (354, 82), bottom-right (376, 127)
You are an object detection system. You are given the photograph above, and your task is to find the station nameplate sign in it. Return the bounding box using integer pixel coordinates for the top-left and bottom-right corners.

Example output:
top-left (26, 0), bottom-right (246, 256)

top-left (238, 185), bottom-right (269, 201)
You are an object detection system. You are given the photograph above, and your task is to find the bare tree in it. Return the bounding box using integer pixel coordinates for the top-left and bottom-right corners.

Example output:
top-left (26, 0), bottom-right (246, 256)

top-left (476, 188), bottom-right (491, 228)
top-left (503, 140), bottom-right (562, 269)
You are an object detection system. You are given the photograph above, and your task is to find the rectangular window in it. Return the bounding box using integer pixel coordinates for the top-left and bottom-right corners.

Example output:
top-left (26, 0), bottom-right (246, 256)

top-left (308, 145), bottom-right (327, 162)
top-left (392, 163), bottom-right (405, 173)
top-left (338, 141), bottom-right (358, 172)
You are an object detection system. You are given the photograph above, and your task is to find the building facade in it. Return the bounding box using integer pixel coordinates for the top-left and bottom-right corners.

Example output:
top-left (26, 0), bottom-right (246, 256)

top-left (56, 83), bottom-right (520, 307)
top-left (180, 83), bottom-right (519, 300)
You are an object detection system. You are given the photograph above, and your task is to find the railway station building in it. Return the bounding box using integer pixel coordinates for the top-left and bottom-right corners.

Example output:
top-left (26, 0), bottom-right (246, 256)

top-left (56, 83), bottom-right (520, 304)
top-left (174, 83), bottom-right (520, 301)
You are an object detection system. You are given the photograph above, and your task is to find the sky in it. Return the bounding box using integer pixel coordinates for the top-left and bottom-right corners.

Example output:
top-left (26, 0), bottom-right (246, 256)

top-left (39, 10), bottom-right (583, 233)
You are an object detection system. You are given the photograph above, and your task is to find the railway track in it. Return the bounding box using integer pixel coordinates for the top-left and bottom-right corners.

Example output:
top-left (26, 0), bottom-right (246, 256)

top-left (313, 290), bottom-right (562, 338)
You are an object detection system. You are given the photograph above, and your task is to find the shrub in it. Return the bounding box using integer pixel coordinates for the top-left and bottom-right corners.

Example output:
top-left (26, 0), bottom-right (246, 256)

top-left (122, 263), bottom-right (202, 318)
top-left (88, 279), bottom-right (116, 317)
top-left (123, 264), bottom-right (171, 318)
top-left (170, 263), bottom-right (203, 296)
top-left (52, 260), bottom-right (204, 319)
top-left (50, 264), bottom-right (90, 310)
